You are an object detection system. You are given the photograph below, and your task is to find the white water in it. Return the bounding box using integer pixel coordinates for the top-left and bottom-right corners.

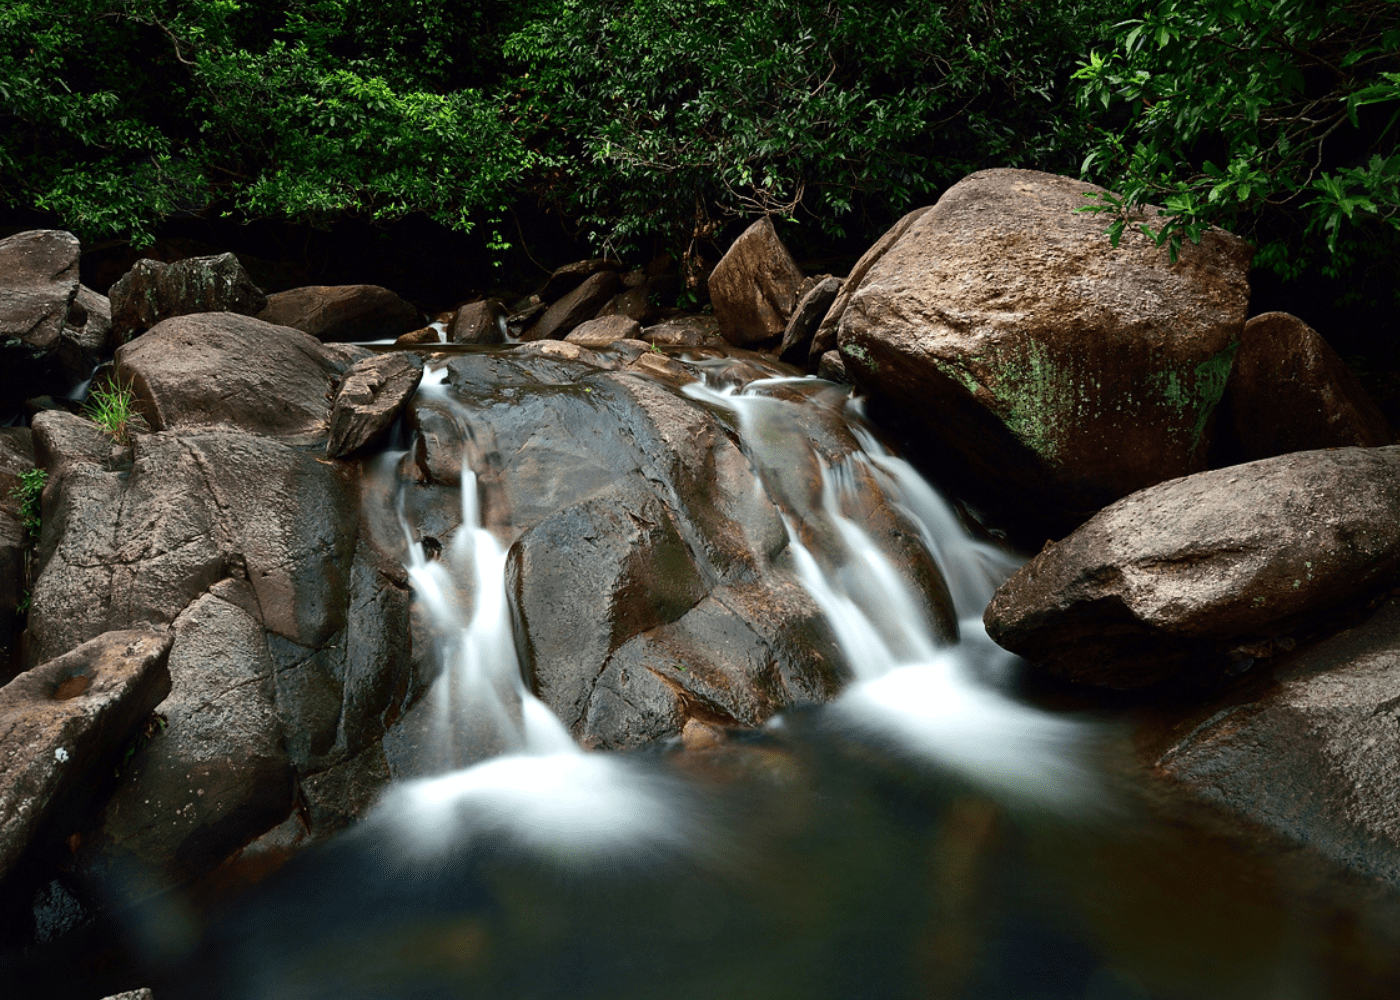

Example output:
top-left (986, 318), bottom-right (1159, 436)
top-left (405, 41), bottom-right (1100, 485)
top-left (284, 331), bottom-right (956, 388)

top-left (377, 361), bottom-right (1100, 862)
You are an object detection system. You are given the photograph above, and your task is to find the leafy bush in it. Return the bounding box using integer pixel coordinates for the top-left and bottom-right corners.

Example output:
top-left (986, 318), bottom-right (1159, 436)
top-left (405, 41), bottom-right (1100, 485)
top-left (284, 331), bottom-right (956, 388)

top-left (9, 468), bottom-right (47, 541)
top-left (1073, 0), bottom-right (1400, 295)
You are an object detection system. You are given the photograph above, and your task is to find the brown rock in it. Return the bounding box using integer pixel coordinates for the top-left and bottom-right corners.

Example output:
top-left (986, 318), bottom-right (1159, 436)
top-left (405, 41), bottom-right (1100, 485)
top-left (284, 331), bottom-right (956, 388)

top-left (0, 428), bottom-right (35, 670)
top-left (1216, 311), bottom-right (1391, 463)
top-left (0, 628), bottom-right (173, 886)
top-left (816, 350), bottom-right (849, 384)
top-left (565, 314), bottom-right (642, 347)
top-left (327, 352), bottom-right (425, 458)
top-left (395, 326), bottom-right (441, 346)
top-left (1154, 597), bottom-right (1400, 883)
top-left (0, 230), bottom-right (80, 356)
top-left (778, 275), bottom-right (842, 367)
top-left (522, 271), bottom-right (621, 341)
top-left (447, 298), bottom-right (507, 345)
top-left (539, 258), bottom-right (621, 301)
top-left (984, 446), bottom-right (1400, 687)
top-left (709, 217), bottom-right (806, 347)
top-left (110, 253), bottom-right (267, 342)
top-left (257, 285), bottom-right (422, 343)
top-left (809, 207), bottom-right (931, 367)
top-left (54, 285), bottom-right (114, 388)
top-left (838, 169), bottom-right (1252, 534)
top-left (641, 314), bottom-right (725, 348)
top-left (116, 313), bottom-right (358, 438)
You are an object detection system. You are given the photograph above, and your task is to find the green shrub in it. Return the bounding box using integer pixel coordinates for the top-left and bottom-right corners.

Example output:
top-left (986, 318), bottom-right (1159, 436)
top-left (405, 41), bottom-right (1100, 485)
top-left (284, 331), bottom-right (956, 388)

top-left (9, 468), bottom-right (47, 541)
top-left (84, 378), bottom-right (140, 445)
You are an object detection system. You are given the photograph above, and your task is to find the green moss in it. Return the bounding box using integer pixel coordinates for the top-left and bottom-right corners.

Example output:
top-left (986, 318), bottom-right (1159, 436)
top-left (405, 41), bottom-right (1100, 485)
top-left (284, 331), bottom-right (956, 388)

top-left (844, 342), bottom-right (877, 372)
top-left (1145, 340), bottom-right (1238, 451)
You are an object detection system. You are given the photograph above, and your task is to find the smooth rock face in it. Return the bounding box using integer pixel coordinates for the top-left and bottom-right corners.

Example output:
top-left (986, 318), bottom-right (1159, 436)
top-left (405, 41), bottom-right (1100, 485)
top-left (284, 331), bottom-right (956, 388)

top-left (110, 253), bottom-right (268, 341)
top-left (838, 169), bottom-right (1252, 532)
top-left (447, 298), bottom-right (507, 345)
top-left (1215, 312), bottom-right (1391, 463)
top-left (522, 271), bottom-right (621, 341)
top-left (0, 230), bottom-right (80, 355)
top-left (1154, 598), bottom-right (1400, 884)
top-left (257, 285), bottom-right (422, 343)
top-left (984, 446), bottom-right (1400, 687)
top-left (709, 217), bottom-right (806, 347)
top-left (809, 206), bottom-right (930, 367)
top-left (0, 628), bottom-right (172, 887)
top-left (402, 350), bottom-right (948, 747)
top-left (116, 313), bottom-right (356, 438)
top-left (327, 352), bottom-right (424, 458)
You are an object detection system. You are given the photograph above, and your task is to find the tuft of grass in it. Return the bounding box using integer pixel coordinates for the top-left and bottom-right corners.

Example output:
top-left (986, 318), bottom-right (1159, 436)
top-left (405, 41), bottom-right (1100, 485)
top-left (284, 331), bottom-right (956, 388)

top-left (84, 378), bottom-right (140, 444)
top-left (10, 468), bottom-right (47, 540)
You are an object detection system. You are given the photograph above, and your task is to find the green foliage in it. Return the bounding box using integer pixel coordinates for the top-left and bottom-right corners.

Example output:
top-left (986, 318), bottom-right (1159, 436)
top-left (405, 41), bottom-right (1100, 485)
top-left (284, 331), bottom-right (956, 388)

top-left (9, 468), bottom-right (48, 541)
top-left (503, 0), bottom-right (1119, 257)
top-left (84, 378), bottom-right (140, 444)
top-left (1073, 0), bottom-right (1400, 293)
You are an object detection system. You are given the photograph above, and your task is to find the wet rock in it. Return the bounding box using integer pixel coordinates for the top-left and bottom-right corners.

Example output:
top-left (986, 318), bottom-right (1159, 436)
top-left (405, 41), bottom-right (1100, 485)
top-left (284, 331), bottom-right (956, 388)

top-left (74, 592), bottom-right (292, 899)
top-left (110, 253), bottom-right (267, 342)
top-left (115, 313), bottom-right (357, 438)
top-left (838, 169), bottom-right (1252, 535)
top-left (447, 298), bottom-right (507, 345)
top-left (539, 258), bottom-right (621, 302)
top-left (0, 628), bottom-right (172, 887)
top-left (778, 275), bottom-right (841, 367)
top-left (817, 350), bottom-right (849, 384)
top-left (709, 217), bottom-right (806, 347)
top-left (642, 314), bottom-right (725, 348)
top-left (565, 314), bottom-right (643, 347)
top-left (809, 207), bottom-right (931, 368)
top-left (984, 446), bottom-right (1400, 687)
top-left (327, 352), bottom-right (424, 458)
top-left (395, 326), bottom-right (440, 346)
top-left (522, 271), bottom-right (621, 341)
top-left (1215, 312), bottom-right (1391, 463)
top-left (100, 991), bottom-right (154, 1000)
top-left (0, 428), bottom-right (35, 669)
top-left (257, 285), bottom-right (422, 343)
top-left (1154, 598), bottom-right (1400, 884)
top-left (515, 339), bottom-right (614, 369)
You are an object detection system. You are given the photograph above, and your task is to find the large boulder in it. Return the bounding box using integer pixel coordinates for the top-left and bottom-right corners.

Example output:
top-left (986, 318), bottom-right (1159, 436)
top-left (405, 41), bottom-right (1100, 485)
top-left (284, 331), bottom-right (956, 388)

top-left (709, 217), bottom-right (806, 347)
top-left (837, 169), bottom-right (1253, 535)
top-left (0, 628), bottom-right (172, 888)
top-left (984, 446), bottom-right (1400, 687)
top-left (110, 253), bottom-right (268, 341)
top-left (447, 298), bottom-right (507, 345)
top-left (538, 258), bottom-right (620, 302)
top-left (1214, 311), bottom-right (1391, 464)
top-left (257, 285), bottom-right (422, 343)
top-left (1151, 597), bottom-right (1400, 883)
top-left (0, 230), bottom-right (80, 359)
top-left (115, 313), bottom-right (362, 438)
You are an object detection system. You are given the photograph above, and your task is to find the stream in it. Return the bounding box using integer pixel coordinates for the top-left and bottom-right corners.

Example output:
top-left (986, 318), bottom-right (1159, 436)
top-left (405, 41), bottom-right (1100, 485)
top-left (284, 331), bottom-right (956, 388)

top-left (40, 350), bottom-right (1400, 998)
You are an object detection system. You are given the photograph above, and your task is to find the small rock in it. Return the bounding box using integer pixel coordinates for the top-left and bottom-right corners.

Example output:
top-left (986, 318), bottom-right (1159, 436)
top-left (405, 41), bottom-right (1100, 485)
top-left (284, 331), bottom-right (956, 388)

top-left (642, 315), bottom-right (725, 348)
top-left (257, 285), bottom-right (422, 343)
top-left (778, 275), bottom-right (841, 367)
top-left (523, 271), bottom-right (622, 341)
top-left (565, 314), bottom-right (642, 347)
top-left (327, 353), bottom-right (425, 458)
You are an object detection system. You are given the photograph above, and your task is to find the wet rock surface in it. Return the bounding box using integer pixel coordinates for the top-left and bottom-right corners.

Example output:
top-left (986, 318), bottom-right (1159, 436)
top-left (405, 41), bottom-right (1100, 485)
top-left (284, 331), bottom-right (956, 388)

top-left (523, 270), bottom-right (621, 341)
top-left (838, 169), bottom-right (1252, 534)
top-left (985, 446), bottom-right (1400, 687)
top-left (257, 284), bottom-right (422, 343)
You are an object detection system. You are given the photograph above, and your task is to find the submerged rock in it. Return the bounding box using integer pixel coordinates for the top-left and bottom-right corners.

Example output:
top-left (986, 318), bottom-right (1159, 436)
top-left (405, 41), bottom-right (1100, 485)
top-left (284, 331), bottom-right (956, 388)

top-left (984, 446), bottom-right (1400, 687)
top-left (837, 169), bottom-right (1252, 535)
top-left (710, 217), bottom-right (806, 347)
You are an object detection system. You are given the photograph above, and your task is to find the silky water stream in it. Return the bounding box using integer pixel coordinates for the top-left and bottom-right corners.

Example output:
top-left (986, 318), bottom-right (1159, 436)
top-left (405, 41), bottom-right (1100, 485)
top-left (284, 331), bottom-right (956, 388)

top-left (156, 353), bottom-right (1400, 999)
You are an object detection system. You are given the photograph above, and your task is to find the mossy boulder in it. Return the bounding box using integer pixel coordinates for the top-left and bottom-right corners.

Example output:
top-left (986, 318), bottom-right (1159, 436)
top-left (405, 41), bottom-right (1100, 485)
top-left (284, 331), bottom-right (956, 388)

top-left (837, 169), bottom-right (1252, 536)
